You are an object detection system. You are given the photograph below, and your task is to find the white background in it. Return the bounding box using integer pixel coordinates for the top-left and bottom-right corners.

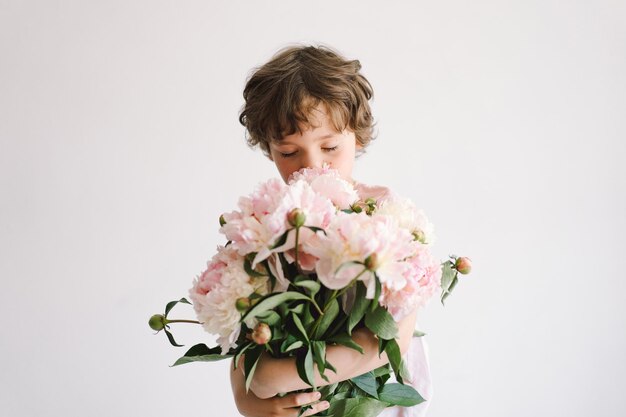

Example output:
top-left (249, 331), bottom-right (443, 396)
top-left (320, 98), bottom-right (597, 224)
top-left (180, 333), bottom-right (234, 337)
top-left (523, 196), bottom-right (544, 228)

top-left (1, 1), bottom-right (625, 416)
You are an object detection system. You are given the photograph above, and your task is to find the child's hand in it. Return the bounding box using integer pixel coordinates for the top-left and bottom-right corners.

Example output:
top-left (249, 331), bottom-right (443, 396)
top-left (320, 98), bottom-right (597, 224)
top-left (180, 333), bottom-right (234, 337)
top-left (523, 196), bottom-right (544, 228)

top-left (230, 358), bottom-right (330, 417)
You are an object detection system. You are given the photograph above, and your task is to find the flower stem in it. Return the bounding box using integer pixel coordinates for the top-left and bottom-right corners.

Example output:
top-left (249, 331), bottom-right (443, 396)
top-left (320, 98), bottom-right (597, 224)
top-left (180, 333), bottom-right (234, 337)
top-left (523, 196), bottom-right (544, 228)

top-left (165, 319), bottom-right (201, 325)
top-left (293, 226), bottom-right (300, 269)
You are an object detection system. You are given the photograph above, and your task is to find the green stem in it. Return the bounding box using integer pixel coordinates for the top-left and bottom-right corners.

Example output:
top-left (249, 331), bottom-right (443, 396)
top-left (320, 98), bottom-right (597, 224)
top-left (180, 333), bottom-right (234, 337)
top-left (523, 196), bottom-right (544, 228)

top-left (294, 226), bottom-right (300, 270)
top-left (308, 268), bottom-right (368, 338)
top-left (165, 319), bottom-right (201, 325)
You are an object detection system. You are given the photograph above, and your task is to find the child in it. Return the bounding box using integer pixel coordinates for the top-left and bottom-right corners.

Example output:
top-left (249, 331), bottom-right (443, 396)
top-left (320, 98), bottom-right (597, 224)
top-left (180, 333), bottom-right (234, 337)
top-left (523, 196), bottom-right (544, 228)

top-left (230, 45), bottom-right (432, 417)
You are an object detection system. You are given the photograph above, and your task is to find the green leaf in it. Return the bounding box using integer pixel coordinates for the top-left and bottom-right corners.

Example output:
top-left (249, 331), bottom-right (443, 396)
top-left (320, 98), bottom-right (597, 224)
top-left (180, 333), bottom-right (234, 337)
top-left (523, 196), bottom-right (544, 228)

top-left (172, 343), bottom-right (228, 366)
top-left (325, 359), bottom-right (337, 374)
top-left (319, 382), bottom-right (339, 398)
top-left (413, 330), bottom-right (426, 337)
top-left (348, 282), bottom-right (369, 335)
top-left (372, 365), bottom-right (391, 378)
top-left (378, 338), bottom-right (389, 355)
top-left (350, 372), bottom-right (378, 398)
top-left (242, 292), bottom-right (310, 321)
top-left (262, 259), bottom-right (277, 291)
top-left (371, 278), bottom-right (382, 312)
top-left (379, 383), bottom-right (425, 407)
top-left (233, 343), bottom-right (253, 370)
top-left (364, 306), bottom-right (398, 340)
top-left (328, 333), bottom-right (364, 354)
top-left (296, 347), bottom-right (316, 388)
top-left (305, 225), bottom-right (326, 234)
top-left (440, 261), bottom-right (457, 305)
top-left (244, 254), bottom-right (267, 277)
top-left (164, 298), bottom-right (191, 316)
top-left (291, 313), bottom-right (310, 342)
top-left (271, 229), bottom-right (290, 249)
top-left (255, 310), bottom-right (281, 327)
top-left (383, 338), bottom-right (403, 383)
top-left (302, 301), bottom-right (315, 326)
top-left (327, 398), bottom-right (388, 417)
top-left (313, 298), bottom-right (339, 339)
top-left (443, 275), bottom-right (459, 305)
top-left (311, 341), bottom-right (327, 380)
top-left (290, 303), bottom-right (305, 315)
top-left (164, 327), bottom-right (184, 347)
top-left (283, 340), bottom-right (304, 352)
top-left (243, 345), bottom-right (263, 392)
top-left (294, 279), bottom-right (321, 296)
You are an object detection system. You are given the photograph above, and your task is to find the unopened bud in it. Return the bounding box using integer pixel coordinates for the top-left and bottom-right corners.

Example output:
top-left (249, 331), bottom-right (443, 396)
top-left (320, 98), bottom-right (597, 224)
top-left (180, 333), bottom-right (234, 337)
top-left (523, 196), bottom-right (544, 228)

top-left (219, 215), bottom-right (226, 227)
top-left (251, 322), bottom-right (272, 345)
top-left (455, 257), bottom-right (472, 275)
top-left (148, 314), bottom-right (167, 331)
top-left (351, 204), bottom-right (363, 213)
top-left (365, 198), bottom-right (376, 206)
top-left (235, 297), bottom-right (251, 313)
top-left (364, 253), bottom-right (379, 271)
top-left (287, 208), bottom-right (306, 228)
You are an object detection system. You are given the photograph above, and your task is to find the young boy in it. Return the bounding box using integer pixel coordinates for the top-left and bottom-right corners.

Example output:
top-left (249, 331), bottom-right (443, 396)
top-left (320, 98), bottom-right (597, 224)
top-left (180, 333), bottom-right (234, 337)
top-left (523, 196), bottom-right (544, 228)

top-left (230, 45), bottom-right (432, 417)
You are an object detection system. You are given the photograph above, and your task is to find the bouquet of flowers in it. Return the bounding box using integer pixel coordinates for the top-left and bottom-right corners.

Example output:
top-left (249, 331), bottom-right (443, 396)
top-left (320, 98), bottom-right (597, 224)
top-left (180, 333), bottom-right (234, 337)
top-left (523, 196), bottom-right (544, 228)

top-left (149, 166), bottom-right (471, 417)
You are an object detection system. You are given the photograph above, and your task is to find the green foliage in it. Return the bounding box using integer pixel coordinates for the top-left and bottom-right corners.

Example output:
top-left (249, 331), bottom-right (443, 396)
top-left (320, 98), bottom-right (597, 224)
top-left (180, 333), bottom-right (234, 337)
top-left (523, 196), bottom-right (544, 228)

top-left (165, 298), bottom-right (191, 316)
top-left (243, 345), bottom-right (263, 392)
top-left (364, 305), bottom-right (398, 340)
top-left (379, 383), bottom-right (425, 406)
top-left (242, 291), bottom-right (310, 322)
top-left (172, 344), bottom-right (229, 367)
top-left (347, 283), bottom-right (369, 335)
top-left (327, 398), bottom-right (388, 417)
top-left (440, 260), bottom-right (458, 305)
top-left (313, 298), bottom-right (340, 339)
top-left (296, 347), bottom-right (316, 389)
top-left (351, 372), bottom-right (378, 398)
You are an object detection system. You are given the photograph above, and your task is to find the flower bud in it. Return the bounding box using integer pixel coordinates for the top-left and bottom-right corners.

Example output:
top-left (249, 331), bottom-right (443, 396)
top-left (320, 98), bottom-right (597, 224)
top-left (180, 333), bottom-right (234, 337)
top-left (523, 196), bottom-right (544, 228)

top-left (287, 208), bottom-right (306, 228)
top-left (365, 198), bottom-right (376, 206)
top-left (364, 253), bottom-right (379, 271)
top-left (455, 257), bottom-right (472, 275)
top-left (235, 297), bottom-right (251, 313)
top-left (251, 322), bottom-right (272, 345)
top-left (148, 314), bottom-right (167, 331)
top-left (219, 214), bottom-right (226, 227)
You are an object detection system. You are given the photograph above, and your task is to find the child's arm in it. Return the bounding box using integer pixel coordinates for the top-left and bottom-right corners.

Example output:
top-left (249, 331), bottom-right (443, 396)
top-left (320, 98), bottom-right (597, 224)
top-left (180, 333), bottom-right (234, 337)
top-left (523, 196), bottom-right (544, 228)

top-left (248, 308), bottom-right (419, 399)
top-left (230, 357), bottom-right (330, 417)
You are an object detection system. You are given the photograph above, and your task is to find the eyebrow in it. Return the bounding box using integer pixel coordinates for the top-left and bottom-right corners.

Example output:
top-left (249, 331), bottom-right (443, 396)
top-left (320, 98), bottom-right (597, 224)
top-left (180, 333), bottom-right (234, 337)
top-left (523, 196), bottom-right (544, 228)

top-left (273, 133), bottom-right (340, 146)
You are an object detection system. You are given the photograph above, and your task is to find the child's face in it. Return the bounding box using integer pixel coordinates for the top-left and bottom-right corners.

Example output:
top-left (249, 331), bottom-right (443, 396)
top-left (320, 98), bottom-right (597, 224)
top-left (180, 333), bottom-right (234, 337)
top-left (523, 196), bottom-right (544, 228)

top-left (268, 105), bottom-right (358, 183)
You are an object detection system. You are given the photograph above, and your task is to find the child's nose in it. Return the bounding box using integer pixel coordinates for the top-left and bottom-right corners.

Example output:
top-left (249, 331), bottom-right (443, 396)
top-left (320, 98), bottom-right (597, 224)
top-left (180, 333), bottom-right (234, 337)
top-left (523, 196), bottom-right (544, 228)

top-left (301, 153), bottom-right (324, 170)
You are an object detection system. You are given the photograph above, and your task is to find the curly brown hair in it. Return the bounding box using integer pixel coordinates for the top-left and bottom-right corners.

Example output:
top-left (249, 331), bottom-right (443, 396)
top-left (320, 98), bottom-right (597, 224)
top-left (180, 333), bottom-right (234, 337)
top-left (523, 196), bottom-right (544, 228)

top-left (239, 45), bottom-right (375, 157)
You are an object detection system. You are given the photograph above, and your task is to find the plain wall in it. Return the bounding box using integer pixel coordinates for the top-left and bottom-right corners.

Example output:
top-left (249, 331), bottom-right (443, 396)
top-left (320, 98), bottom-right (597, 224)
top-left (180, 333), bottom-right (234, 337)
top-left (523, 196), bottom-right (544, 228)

top-left (1, 1), bottom-right (625, 416)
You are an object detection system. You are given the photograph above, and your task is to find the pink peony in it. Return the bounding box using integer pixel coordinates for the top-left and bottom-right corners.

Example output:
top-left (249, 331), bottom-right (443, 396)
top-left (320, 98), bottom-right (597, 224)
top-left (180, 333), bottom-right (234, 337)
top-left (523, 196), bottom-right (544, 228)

top-left (288, 165), bottom-right (359, 210)
top-left (381, 244), bottom-right (442, 320)
top-left (304, 212), bottom-right (415, 298)
top-left (189, 246), bottom-right (269, 353)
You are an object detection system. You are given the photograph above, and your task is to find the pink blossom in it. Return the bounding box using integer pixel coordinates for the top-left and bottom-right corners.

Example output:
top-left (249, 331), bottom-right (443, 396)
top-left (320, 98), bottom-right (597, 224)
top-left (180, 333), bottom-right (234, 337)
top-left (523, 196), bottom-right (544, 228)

top-left (304, 212), bottom-right (415, 297)
top-left (382, 244), bottom-right (442, 320)
top-left (189, 246), bottom-right (269, 353)
top-left (288, 166), bottom-right (359, 210)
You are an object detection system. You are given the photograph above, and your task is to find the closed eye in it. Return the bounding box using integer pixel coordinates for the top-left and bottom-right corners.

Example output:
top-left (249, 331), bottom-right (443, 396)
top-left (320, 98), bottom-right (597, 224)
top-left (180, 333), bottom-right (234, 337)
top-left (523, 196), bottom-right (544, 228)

top-left (323, 146), bottom-right (338, 152)
top-left (280, 151), bottom-right (297, 158)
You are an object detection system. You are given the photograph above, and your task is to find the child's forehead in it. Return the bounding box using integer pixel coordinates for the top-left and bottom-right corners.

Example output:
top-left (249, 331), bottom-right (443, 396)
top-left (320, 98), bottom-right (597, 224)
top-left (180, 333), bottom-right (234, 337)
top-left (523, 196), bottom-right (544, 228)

top-left (280, 101), bottom-right (342, 130)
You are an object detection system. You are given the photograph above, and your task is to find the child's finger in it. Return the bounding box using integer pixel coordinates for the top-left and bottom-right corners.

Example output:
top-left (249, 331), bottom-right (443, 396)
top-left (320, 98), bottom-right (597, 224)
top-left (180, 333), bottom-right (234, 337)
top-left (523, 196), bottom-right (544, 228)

top-left (299, 400), bottom-right (330, 417)
top-left (283, 391), bottom-right (322, 408)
